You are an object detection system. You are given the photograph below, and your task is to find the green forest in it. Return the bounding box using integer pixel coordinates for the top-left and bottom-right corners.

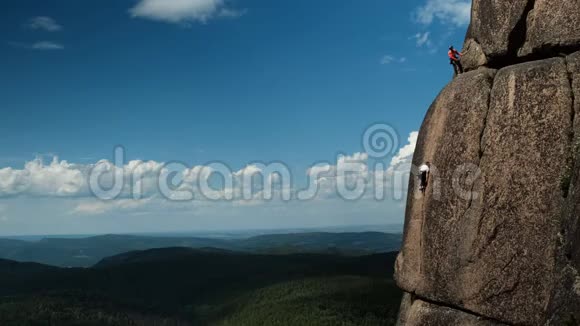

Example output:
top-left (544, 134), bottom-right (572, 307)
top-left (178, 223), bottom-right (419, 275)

top-left (0, 248), bottom-right (402, 325)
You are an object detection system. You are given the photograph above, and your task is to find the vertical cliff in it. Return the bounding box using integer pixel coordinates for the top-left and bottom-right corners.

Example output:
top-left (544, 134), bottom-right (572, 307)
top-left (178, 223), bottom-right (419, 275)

top-left (395, 1), bottom-right (580, 325)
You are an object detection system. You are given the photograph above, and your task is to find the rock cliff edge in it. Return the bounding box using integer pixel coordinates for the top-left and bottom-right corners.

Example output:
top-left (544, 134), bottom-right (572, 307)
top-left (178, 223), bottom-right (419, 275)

top-left (395, 1), bottom-right (580, 325)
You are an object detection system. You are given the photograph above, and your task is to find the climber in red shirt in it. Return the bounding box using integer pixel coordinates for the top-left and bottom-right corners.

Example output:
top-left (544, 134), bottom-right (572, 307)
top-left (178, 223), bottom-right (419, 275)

top-left (448, 45), bottom-right (464, 75)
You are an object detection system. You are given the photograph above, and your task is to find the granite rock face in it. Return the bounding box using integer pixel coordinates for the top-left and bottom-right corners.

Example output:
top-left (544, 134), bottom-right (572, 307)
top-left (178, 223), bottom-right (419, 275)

top-left (520, 0), bottom-right (580, 57)
top-left (462, 0), bottom-right (580, 70)
top-left (463, 0), bottom-right (530, 67)
top-left (396, 294), bottom-right (508, 326)
top-left (395, 1), bottom-right (580, 323)
top-left (395, 68), bottom-right (496, 297)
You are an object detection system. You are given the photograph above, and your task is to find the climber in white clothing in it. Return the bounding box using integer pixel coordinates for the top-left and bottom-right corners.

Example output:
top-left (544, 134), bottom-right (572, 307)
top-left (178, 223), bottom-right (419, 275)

top-left (419, 162), bottom-right (431, 194)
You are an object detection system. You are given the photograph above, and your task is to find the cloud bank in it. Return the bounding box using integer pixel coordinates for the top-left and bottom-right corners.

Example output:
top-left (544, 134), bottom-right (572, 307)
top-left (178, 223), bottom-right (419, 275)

top-left (0, 131), bottom-right (418, 215)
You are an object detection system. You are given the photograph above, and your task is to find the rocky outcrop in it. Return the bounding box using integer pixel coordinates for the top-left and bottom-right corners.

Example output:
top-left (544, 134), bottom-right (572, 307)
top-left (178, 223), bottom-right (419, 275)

top-left (395, 68), bottom-right (496, 296)
top-left (462, 0), bottom-right (580, 70)
top-left (396, 293), bottom-right (508, 326)
top-left (520, 0), bottom-right (580, 57)
top-left (395, 1), bottom-right (580, 325)
top-left (463, 0), bottom-right (530, 67)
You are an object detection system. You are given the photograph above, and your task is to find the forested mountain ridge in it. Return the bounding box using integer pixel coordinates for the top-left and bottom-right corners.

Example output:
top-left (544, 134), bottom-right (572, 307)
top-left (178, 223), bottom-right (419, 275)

top-left (0, 232), bottom-right (402, 267)
top-left (0, 248), bottom-right (401, 325)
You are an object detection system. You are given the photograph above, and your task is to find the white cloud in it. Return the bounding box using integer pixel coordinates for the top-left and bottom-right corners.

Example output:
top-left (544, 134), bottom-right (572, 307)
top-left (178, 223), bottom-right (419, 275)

top-left (0, 131), bottom-right (419, 217)
top-left (388, 131), bottom-right (418, 172)
top-left (26, 16), bottom-right (63, 32)
top-left (31, 41), bottom-right (64, 50)
top-left (72, 201), bottom-right (109, 215)
top-left (410, 31), bottom-right (440, 54)
top-left (305, 132), bottom-right (418, 200)
top-left (0, 158), bottom-right (84, 197)
top-left (0, 157), bottom-right (166, 198)
top-left (303, 153), bottom-right (367, 200)
top-left (413, 32), bottom-right (431, 47)
top-left (380, 55), bottom-right (395, 65)
top-left (0, 133), bottom-right (422, 233)
top-left (415, 0), bottom-right (472, 27)
top-left (380, 55), bottom-right (408, 65)
top-left (72, 199), bottom-right (153, 216)
top-left (218, 8), bottom-right (246, 18)
top-left (129, 0), bottom-right (245, 24)
top-left (0, 157), bottom-right (288, 205)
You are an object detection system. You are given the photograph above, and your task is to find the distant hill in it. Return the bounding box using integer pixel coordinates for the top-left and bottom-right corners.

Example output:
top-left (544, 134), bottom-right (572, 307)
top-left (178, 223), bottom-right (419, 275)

top-left (0, 258), bottom-right (60, 277)
top-left (237, 232), bottom-right (400, 254)
top-left (0, 232), bottom-right (402, 267)
top-left (0, 248), bottom-right (401, 325)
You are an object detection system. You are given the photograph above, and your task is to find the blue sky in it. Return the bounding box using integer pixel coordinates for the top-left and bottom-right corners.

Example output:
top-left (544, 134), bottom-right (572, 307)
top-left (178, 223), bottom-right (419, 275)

top-left (0, 0), bottom-right (471, 235)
